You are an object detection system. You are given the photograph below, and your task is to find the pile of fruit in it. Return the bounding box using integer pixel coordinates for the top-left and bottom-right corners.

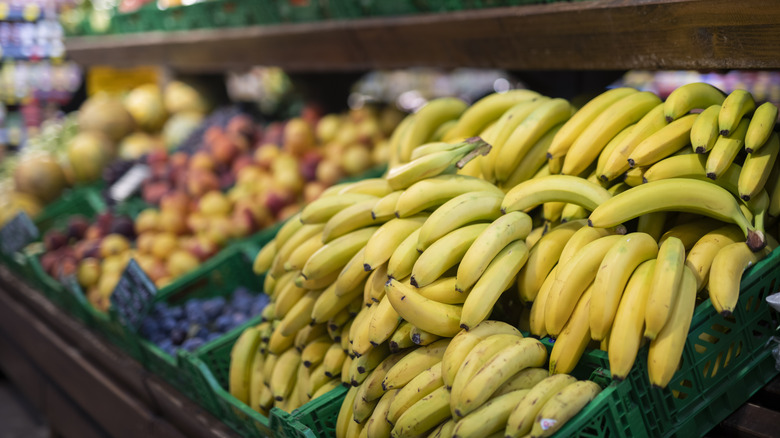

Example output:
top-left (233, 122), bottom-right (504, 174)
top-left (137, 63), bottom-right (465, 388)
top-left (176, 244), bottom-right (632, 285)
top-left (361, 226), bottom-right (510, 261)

top-left (229, 83), bottom-right (779, 437)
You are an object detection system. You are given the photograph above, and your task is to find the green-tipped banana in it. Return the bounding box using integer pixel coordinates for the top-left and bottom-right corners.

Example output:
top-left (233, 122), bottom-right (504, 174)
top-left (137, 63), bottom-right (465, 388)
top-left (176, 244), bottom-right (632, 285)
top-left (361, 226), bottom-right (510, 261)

top-left (739, 132), bottom-right (780, 201)
top-left (745, 101), bottom-right (778, 153)
top-left (705, 117), bottom-right (750, 180)
top-left (387, 138), bottom-right (490, 190)
top-left (398, 97), bottom-right (468, 162)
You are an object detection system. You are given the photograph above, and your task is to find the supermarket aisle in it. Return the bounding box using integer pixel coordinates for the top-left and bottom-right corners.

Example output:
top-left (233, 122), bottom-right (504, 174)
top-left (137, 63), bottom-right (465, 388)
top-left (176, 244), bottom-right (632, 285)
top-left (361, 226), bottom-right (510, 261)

top-left (0, 376), bottom-right (49, 438)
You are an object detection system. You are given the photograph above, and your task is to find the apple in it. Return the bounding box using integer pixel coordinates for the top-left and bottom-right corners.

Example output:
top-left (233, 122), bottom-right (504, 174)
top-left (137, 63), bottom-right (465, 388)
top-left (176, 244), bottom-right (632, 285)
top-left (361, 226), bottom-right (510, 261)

top-left (316, 114), bottom-right (342, 143)
top-left (160, 191), bottom-right (191, 216)
top-left (254, 144), bottom-right (281, 170)
top-left (315, 159), bottom-right (345, 186)
top-left (167, 250), bottom-right (200, 278)
top-left (146, 148), bottom-right (169, 167)
top-left (136, 232), bottom-right (157, 255)
top-left (142, 180), bottom-right (171, 205)
top-left (77, 258), bottom-right (102, 289)
top-left (186, 170), bottom-right (220, 198)
top-left (227, 114), bottom-right (255, 140)
top-left (341, 144), bottom-right (372, 175)
top-left (299, 150), bottom-right (324, 182)
top-left (100, 234), bottom-right (131, 257)
top-left (170, 151), bottom-right (189, 169)
top-left (283, 118), bottom-right (315, 156)
top-left (210, 136), bottom-right (240, 166)
top-left (199, 191), bottom-right (232, 217)
top-left (189, 151), bottom-right (215, 172)
top-left (231, 153), bottom-right (254, 176)
top-left (158, 209), bottom-right (188, 235)
top-left (151, 232), bottom-right (179, 260)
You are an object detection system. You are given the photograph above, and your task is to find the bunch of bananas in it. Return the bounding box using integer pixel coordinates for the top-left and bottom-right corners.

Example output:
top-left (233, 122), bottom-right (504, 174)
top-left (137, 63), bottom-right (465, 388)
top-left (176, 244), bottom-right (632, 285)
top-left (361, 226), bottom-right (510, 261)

top-left (227, 83), bottom-right (779, 436)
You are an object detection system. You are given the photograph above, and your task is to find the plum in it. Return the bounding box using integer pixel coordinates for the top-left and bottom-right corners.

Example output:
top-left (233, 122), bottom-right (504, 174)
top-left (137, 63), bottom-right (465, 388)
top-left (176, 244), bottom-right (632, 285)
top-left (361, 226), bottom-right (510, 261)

top-left (66, 215), bottom-right (90, 241)
top-left (43, 230), bottom-right (68, 251)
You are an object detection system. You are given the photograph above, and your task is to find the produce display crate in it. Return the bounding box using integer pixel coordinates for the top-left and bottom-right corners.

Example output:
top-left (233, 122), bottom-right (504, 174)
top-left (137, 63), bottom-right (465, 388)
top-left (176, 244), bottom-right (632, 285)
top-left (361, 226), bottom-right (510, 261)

top-left (269, 385), bottom-right (348, 438)
top-left (277, 0), bottom-right (323, 22)
top-left (111, 4), bottom-right (162, 34)
top-left (359, 0), bottom-right (448, 17)
top-left (33, 184), bottom-right (106, 234)
top-left (25, 252), bottom-right (94, 325)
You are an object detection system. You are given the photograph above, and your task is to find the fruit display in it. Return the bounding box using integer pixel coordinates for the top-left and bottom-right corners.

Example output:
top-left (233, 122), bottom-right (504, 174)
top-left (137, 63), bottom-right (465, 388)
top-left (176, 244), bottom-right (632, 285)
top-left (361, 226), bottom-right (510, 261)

top-left (227, 83), bottom-right (779, 437)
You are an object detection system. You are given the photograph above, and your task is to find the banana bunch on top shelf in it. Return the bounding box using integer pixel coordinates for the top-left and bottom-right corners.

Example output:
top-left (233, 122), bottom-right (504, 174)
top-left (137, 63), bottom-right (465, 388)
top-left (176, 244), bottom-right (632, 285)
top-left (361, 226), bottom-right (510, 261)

top-left (228, 83), bottom-right (778, 437)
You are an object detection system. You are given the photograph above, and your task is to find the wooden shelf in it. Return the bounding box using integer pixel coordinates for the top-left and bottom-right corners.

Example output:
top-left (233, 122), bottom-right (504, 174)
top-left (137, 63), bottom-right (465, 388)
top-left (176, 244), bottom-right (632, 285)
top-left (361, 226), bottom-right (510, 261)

top-left (65, 0), bottom-right (780, 73)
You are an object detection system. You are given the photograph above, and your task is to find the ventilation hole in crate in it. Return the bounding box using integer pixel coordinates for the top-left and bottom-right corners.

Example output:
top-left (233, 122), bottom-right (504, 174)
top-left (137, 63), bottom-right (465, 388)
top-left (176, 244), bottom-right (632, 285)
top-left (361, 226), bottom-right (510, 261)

top-left (582, 416), bottom-right (608, 437)
top-left (710, 323), bottom-right (732, 335)
top-left (745, 295), bottom-right (756, 313)
top-left (702, 359), bottom-right (711, 377)
top-left (723, 340), bottom-right (741, 368)
top-left (673, 379), bottom-right (693, 399)
top-left (710, 351), bottom-right (723, 378)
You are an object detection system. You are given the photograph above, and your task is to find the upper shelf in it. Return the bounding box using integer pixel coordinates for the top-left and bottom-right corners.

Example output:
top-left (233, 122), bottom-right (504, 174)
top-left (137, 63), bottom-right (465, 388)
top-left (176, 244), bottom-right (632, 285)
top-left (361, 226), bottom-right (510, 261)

top-left (65, 0), bottom-right (780, 73)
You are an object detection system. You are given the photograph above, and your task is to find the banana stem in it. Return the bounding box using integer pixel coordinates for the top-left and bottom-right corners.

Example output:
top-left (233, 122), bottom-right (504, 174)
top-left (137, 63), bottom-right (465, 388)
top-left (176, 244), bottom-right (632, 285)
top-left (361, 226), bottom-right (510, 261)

top-left (456, 137), bottom-right (492, 169)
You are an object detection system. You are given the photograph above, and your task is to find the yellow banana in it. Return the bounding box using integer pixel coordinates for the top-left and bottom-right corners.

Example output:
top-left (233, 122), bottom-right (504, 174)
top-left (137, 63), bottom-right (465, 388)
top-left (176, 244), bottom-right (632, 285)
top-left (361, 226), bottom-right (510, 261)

top-left (502, 123), bottom-right (563, 190)
top-left (323, 342), bottom-right (347, 378)
top-left (278, 289), bottom-right (320, 337)
top-left (294, 323), bottom-right (327, 351)
top-left (709, 242), bottom-right (773, 316)
top-left (560, 203), bottom-right (589, 223)
top-left (284, 231), bottom-right (325, 272)
top-left (386, 278), bottom-right (462, 337)
top-left (502, 175), bottom-right (612, 214)
top-left (382, 339), bottom-right (450, 391)
top-left (443, 89), bottom-right (542, 143)
top-left (505, 374), bottom-right (578, 438)
top-left (388, 321), bottom-right (416, 353)
top-left (492, 367), bottom-right (549, 397)
top-left (739, 132), bottom-right (780, 201)
top-left (549, 284), bottom-right (593, 374)
top-left (525, 223), bottom-right (548, 249)
top-left (301, 194), bottom-right (378, 225)
top-left (599, 103), bottom-right (667, 182)
top-left (453, 389), bottom-right (531, 438)
top-left (411, 326), bottom-right (442, 346)
top-left (663, 82), bottom-right (726, 122)
top-left (364, 388), bottom-right (399, 438)
top-left (388, 138), bottom-right (489, 190)
top-left (558, 225), bottom-right (614, 267)
top-left (301, 336), bottom-right (333, 368)
top-left (387, 362), bottom-right (443, 425)
top-left (361, 351), bottom-right (410, 402)
top-left (647, 267), bottom-right (697, 388)
top-left (335, 247), bottom-right (370, 297)
top-left (323, 198), bottom-right (385, 243)
top-left (391, 386), bottom-right (451, 438)
top-left (302, 227), bottom-right (379, 282)
top-left (363, 216), bottom-right (427, 271)
top-left (690, 104), bottom-right (721, 153)
top-left (350, 342), bottom-right (391, 387)
top-left (627, 113), bottom-right (697, 168)
top-left (338, 178), bottom-right (393, 197)
top-left (351, 305), bottom-right (376, 357)
top-left (312, 282), bottom-right (363, 324)
top-left (705, 117), bottom-right (750, 179)
top-left (636, 211), bottom-right (667, 241)
top-left (417, 191), bottom-right (504, 252)
top-left (336, 385), bottom-right (360, 438)
top-left (372, 190), bottom-right (403, 221)
top-left (530, 380), bottom-right (602, 437)
top-left (414, 277), bottom-right (465, 304)
top-left (270, 347), bottom-right (301, 402)
top-left (643, 152), bottom-right (707, 183)
top-left (228, 327), bottom-right (262, 404)
top-left (341, 355), bottom-right (353, 386)
top-left (658, 217), bottom-right (723, 251)
top-left (387, 228), bottom-right (422, 281)
top-left (441, 321), bottom-right (522, 389)
top-left (368, 295), bottom-right (401, 347)
top-left (719, 89), bottom-right (756, 136)
top-left (398, 97), bottom-right (468, 162)
top-left (395, 174), bottom-right (503, 218)
top-left (366, 262), bottom-right (389, 304)
top-left (273, 274), bottom-right (308, 319)
top-left (594, 123), bottom-right (636, 181)
top-left (253, 240), bottom-right (277, 275)
top-left (311, 379), bottom-right (341, 400)
top-left (644, 237), bottom-right (686, 341)
top-left (411, 223), bottom-right (490, 288)
top-left (274, 212), bottom-right (303, 248)
top-left (528, 265), bottom-right (556, 338)
top-left (457, 211), bottom-right (533, 292)
top-left (271, 224), bottom-right (325, 278)
top-left (745, 101), bottom-right (779, 153)
top-left (429, 419), bottom-right (455, 438)
top-left (685, 224), bottom-right (744, 290)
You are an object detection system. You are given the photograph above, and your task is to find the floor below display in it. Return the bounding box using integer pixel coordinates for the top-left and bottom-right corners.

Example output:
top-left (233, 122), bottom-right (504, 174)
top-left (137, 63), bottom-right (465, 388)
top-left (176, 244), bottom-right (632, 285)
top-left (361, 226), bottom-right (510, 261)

top-left (0, 377), bottom-right (49, 438)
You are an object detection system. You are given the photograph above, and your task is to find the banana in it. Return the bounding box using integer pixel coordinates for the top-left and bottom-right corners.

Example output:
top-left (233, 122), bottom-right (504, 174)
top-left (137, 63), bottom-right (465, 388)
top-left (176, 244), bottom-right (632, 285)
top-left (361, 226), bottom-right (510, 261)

top-left (548, 87), bottom-right (639, 159)
top-left (386, 228), bottom-right (422, 281)
top-left (623, 166), bottom-right (645, 186)
top-left (502, 124), bottom-right (563, 190)
top-left (388, 138), bottom-right (490, 190)
top-left (637, 211), bottom-right (667, 241)
top-left (647, 266), bottom-right (697, 388)
top-left (494, 98), bottom-right (573, 182)
top-left (417, 191), bottom-right (504, 252)
top-left (262, 353), bottom-right (278, 387)
top-left (525, 223), bottom-right (548, 249)
top-left (412, 141), bottom-right (464, 159)
top-left (362, 351), bottom-right (410, 402)
top-left (398, 97), bottom-right (468, 162)
top-left (411, 223), bottom-right (490, 288)
top-left (311, 379), bottom-right (342, 400)
top-left (505, 374), bottom-right (578, 438)
top-left (414, 277), bottom-right (465, 304)
top-left (338, 178), bottom-right (393, 197)
top-left (278, 290), bottom-right (320, 336)
top-left (441, 321), bottom-right (522, 389)
top-left (271, 224), bottom-right (325, 278)
top-left (346, 417), bottom-right (364, 437)
top-left (544, 234), bottom-right (624, 336)
top-left (745, 102), bottom-right (779, 153)
top-left (589, 232), bottom-right (658, 340)
top-left (608, 259), bottom-right (656, 380)
top-left (685, 224), bottom-right (744, 290)
top-left (453, 389), bottom-right (531, 438)
top-left (460, 240), bottom-right (529, 330)
top-left (341, 355), bottom-right (353, 386)
top-left (690, 104), bottom-right (721, 153)
top-left (386, 278), bottom-right (463, 337)
top-left (307, 362), bottom-right (332, 398)
top-left (364, 216), bottom-right (427, 271)
top-left (549, 282), bottom-right (593, 374)
top-left (739, 132), bottom-right (780, 201)
top-left (516, 219), bottom-right (586, 302)
top-left (588, 178), bottom-right (765, 251)
top-left (457, 211), bottom-right (532, 292)
top-left (411, 326), bottom-right (442, 346)
top-left (302, 227), bottom-right (379, 282)
top-left (275, 212), bottom-right (304, 248)
top-left (228, 327), bottom-right (262, 404)
top-left (323, 342), bottom-right (348, 378)
top-left (284, 231), bottom-right (325, 272)
top-left (663, 82), bottom-right (726, 122)
top-left (253, 240), bottom-right (277, 274)
top-left (389, 321), bottom-right (416, 353)
top-left (594, 123), bottom-right (636, 181)
top-left (372, 190), bottom-right (404, 220)
top-left (502, 175), bottom-right (612, 215)
top-left (658, 217), bottom-right (723, 250)
top-left (336, 386), bottom-right (360, 438)
top-left (387, 362), bottom-right (444, 425)
top-left (563, 91), bottom-right (662, 176)
top-left (364, 388), bottom-right (399, 438)
top-left (294, 323), bottom-right (327, 351)
top-left (368, 295), bottom-right (402, 347)
top-left (383, 339), bottom-right (450, 391)
top-left (313, 282), bottom-right (363, 324)
top-left (323, 199), bottom-right (385, 243)
top-left (599, 103), bottom-right (667, 182)
top-left (391, 386), bottom-right (451, 437)
top-left (643, 237), bottom-right (686, 341)
top-left (395, 174), bottom-right (503, 218)
top-left (528, 264), bottom-right (556, 338)
top-left (296, 362), bottom-right (311, 407)
top-left (492, 367), bottom-right (549, 397)
top-left (351, 342), bottom-right (392, 387)
top-left (542, 201), bottom-right (565, 223)
top-left (263, 274), bottom-right (277, 299)
top-left (366, 262), bottom-right (389, 304)
top-left (452, 337), bottom-right (547, 419)
top-left (627, 113), bottom-right (697, 168)
top-left (273, 275), bottom-right (308, 319)
top-left (270, 347), bottom-right (301, 402)
top-left (530, 380), bottom-right (602, 437)
top-left (352, 305), bottom-right (377, 357)
top-left (296, 269), bottom-right (340, 290)
top-left (709, 241), bottom-right (773, 316)
top-left (719, 89), bottom-right (756, 136)
top-left (643, 152), bottom-right (708, 183)
top-left (560, 203), bottom-right (589, 223)
top-left (301, 337), bottom-right (333, 368)
top-left (705, 117), bottom-right (750, 179)
top-left (335, 247), bottom-right (371, 297)
top-left (247, 345), bottom-right (267, 414)
top-left (301, 194), bottom-right (378, 225)
top-left (443, 89), bottom-right (542, 143)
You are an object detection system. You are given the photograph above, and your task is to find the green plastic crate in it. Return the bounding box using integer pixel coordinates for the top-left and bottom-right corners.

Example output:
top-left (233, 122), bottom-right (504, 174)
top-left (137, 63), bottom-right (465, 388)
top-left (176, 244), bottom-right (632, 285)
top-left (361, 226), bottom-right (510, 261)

top-left (111, 4), bottom-right (162, 34)
top-left (269, 385), bottom-right (348, 438)
top-left (277, 0), bottom-right (323, 22)
top-left (33, 185), bottom-right (105, 234)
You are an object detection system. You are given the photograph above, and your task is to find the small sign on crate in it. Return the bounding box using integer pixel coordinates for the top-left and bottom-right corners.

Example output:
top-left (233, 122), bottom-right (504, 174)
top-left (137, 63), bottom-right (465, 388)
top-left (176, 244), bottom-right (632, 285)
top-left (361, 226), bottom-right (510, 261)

top-left (0, 211), bottom-right (39, 256)
top-left (111, 259), bottom-right (157, 330)
top-left (109, 163), bottom-right (150, 203)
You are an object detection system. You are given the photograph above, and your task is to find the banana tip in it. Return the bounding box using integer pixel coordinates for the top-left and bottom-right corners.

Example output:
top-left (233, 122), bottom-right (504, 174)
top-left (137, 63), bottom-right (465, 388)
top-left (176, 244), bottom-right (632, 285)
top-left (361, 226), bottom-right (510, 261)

top-left (720, 310), bottom-right (733, 317)
top-left (747, 229), bottom-right (767, 252)
top-left (546, 152), bottom-right (553, 160)
top-left (324, 371), bottom-right (334, 378)
top-left (410, 276), bottom-right (419, 287)
top-left (641, 177), bottom-right (648, 184)
top-left (460, 323), bottom-right (470, 331)
top-left (411, 334), bottom-right (421, 344)
top-left (303, 361), bottom-right (312, 368)
top-left (720, 129), bottom-right (730, 136)
top-left (694, 146), bottom-right (706, 154)
top-left (587, 219), bottom-right (594, 227)
top-left (381, 382), bottom-right (388, 391)
top-left (740, 194), bottom-right (751, 202)
top-left (357, 366), bottom-right (366, 374)
top-left (275, 396), bottom-right (284, 402)
top-left (500, 208), bottom-right (507, 215)
top-left (706, 172), bottom-right (717, 180)
top-left (394, 211), bottom-right (401, 218)
top-left (351, 380), bottom-right (359, 387)
top-left (371, 212), bottom-right (377, 220)
top-left (627, 158), bottom-right (636, 168)
top-left (598, 174), bottom-right (608, 183)
top-left (364, 263), bottom-right (372, 272)
top-left (746, 147), bottom-right (754, 154)
top-left (665, 115), bottom-right (674, 123)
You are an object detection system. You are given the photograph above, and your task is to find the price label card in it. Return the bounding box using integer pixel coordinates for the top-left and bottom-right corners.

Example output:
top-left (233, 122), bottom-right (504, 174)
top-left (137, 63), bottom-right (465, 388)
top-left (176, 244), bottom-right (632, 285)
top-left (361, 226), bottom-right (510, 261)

top-left (109, 163), bottom-right (150, 203)
top-left (110, 259), bottom-right (157, 330)
top-left (0, 212), bottom-right (39, 256)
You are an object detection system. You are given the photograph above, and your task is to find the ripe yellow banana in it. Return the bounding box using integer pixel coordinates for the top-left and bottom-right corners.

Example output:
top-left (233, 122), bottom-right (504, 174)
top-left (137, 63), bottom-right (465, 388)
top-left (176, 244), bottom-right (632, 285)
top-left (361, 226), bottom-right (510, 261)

top-left (548, 87), bottom-right (639, 159)
top-left (443, 89), bottom-right (541, 143)
top-left (705, 117), bottom-right (750, 180)
top-left (386, 228), bottom-right (422, 281)
top-left (253, 240), bottom-right (277, 275)
top-left (494, 98), bottom-right (574, 182)
top-left (589, 232), bottom-right (658, 340)
top-left (351, 305), bottom-right (376, 357)
top-left (350, 342), bottom-right (391, 387)
top-left (354, 381), bottom-right (381, 422)
top-left (647, 266), bottom-right (697, 388)
top-left (685, 224), bottom-right (744, 291)
top-left (411, 326), bottom-right (441, 346)
top-left (302, 226), bottom-right (379, 282)
top-left (284, 231), bottom-right (325, 272)
top-left (365, 263), bottom-right (389, 304)
top-left (411, 141), bottom-right (464, 160)
top-left (364, 389), bottom-right (399, 438)
top-left (387, 362), bottom-right (444, 425)
top-left (411, 223), bottom-right (490, 288)
top-left (388, 320), bottom-right (416, 353)
top-left (709, 241), bottom-right (773, 316)
top-left (594, 123), bottom-right (636, 180)
top-left (273, 275), bottom-right (308, 319)
top-left (323, 198), bottom-right (385, 243)
top-left (336, 385), bottom-right (360, 438)
top-left (627, 113), bottom-right (697, 168)
top-left (341, 356), bottom-right (353, 387)
top-left (416, 191), bottom-right (504, 252)
top-left (301, 336), bottom-right (332, 368)
top-left (395, 174), bottom-right (503, 218)
top-left (636, 211), bottom-right (667, 241)
top-left (505, 374), bottom-right (578, 438)
top-left (549, 284), bottom-right (593, 375)
top-left (312, 282), bottom-right (361, 325)
top-left (690, 104), bottom-right (721, 153)
top-left (278, 289), bottom-right (320, 337)
top-left (502, 123), bottom-right (563, 190)
top-left (658, 216), bottom-right (723, 251)
top-left (294, 323), bottom-right (327, 351)
top-left (382, 339), bottom-right (450, 391)
top-left (516, 219), bottom-right (586, 302)
top-left (360, 351), bottom-right (409, 402)
top-left (502, 175), bottom-right (612, 214)
top-left (588, 178), bottom-right (765, 252)
top-left (338, 178), bottom-right (393, 197)
top-left (363, 216), bottom-right (427, 271)
top-left (371, 190), bottom-right (403, 221)
top-left (560, 203), bottom-right (589, 223)
top-left (368, 295), bottom-right (401, 347)
top-left (643, 237), bottom-right (686, 341)
top-left (398, 97), bottom-right (468, 162)
top-left (300, 194), bottom-right (378, 225)
top-left (334, 247), bottom-right (370, 297)
top-left (599, 103), bottom-right (667, 182)
top-left (271, 224), bottom-right (325, 278)
top-left (745, 101), bottom-right (779, 153)
top-left (270, 347), bottom-right (301, 402)
top-left (563, 91), bottom-right (662, 176)
top-left (415, 277), bottom-right (465, 304)
top-left (322, 342), bottom-right (347, 378)
top-left (558, 225), bottom-right (613, 267)
top-left (311, 379), bottom-right (341, 400)
top-left (492, 367), bottom-right (549, 397)
top-left (663, 82), bottom-right (726, 122)
top-left (274, 212), bottom-right (303, 248)
top-left (441, 321), bottom-right (522, 388)
top-left (608, 259), bottom-right (656, 380)
top-left (739, 132), bottom-right (780, 201)
top-left (623, 166), bottom-right (645, 186)
top-left (719, 89), bottom-right (756, 136)
top-left (457, 211), bottom-right (533, 292)
top-left (545, 235), bottom-right (624, 336)
top-left (388, 138), bottom-right (489, 190)
top-left (460, 240), bottom-right (529, 330)
top-left (454, 389), bottom-right (531, 438)
top-left (268, 322), bottom-right (297, 355)
top-left (229, 327), bottom-right (262, 404)
top-left (525, 223), bottom-right (548, 249)
top-left (391, 386), bottom-right (451, 438)
top-left (643, 152), bottom-right (707, 183)
top-left (530, 380), bottom-right (602, 437)
top-left (452, 337), bottom-right (547, 419)
top-left (385, 278), bottom-right (462, 337)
